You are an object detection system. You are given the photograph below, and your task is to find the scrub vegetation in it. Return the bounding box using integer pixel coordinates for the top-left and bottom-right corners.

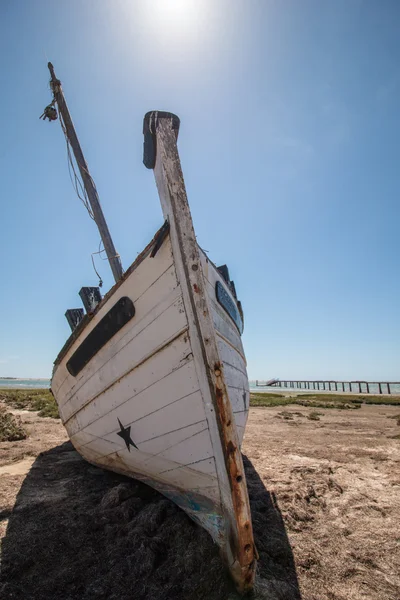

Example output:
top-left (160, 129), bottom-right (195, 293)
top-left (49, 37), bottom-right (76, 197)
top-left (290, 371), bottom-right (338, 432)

top-left (0, 388), bottom-right (59, 419)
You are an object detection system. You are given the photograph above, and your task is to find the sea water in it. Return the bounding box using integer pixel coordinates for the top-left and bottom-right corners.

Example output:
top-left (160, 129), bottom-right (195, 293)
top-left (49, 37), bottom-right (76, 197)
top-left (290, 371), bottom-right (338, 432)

top-left (0, 378), bottom-right (51, 389)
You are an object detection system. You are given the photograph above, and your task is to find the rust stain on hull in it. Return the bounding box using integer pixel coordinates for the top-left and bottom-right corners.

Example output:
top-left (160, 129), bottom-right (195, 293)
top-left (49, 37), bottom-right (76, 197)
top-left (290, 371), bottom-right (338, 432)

top-left (213, 363), bottom-right (257, 592)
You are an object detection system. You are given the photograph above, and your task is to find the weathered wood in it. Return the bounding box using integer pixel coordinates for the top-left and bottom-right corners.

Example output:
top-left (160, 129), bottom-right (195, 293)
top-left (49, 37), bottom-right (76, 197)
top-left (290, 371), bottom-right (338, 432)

top-left (66, 297), bottom-right (135, 377)
top-left (145, 111), bottom-right (255, 591)
top-left (217, 264), bottom-right (230, 283)
top-left (58, 259), bottom-right (181, 412)
top-left (79, 287), bottom-right (102, 313)
top-left (65, 309), bottom-right (84, 331)
top-left (48, 63), bottom-right (123, 283)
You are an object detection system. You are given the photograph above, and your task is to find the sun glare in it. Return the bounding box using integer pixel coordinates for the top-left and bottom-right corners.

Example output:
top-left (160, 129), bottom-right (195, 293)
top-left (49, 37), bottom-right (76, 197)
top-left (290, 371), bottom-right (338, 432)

top-left (138, 0), bottom-right (212, 51)
top-left (153, 0), bottom-right (198, 22)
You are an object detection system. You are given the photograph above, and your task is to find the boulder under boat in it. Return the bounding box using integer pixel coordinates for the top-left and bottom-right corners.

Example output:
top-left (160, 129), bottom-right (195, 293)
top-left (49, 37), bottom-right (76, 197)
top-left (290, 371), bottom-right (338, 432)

top-left (46, 65), bottom-right (257, 594)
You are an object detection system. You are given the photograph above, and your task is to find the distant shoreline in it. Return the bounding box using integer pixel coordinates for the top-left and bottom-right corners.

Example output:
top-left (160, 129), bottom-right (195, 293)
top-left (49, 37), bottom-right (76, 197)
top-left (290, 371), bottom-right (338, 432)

top-left (0, 378), bottom-right (51, 390)
top-left (0, 377), bottom-right (49, 381)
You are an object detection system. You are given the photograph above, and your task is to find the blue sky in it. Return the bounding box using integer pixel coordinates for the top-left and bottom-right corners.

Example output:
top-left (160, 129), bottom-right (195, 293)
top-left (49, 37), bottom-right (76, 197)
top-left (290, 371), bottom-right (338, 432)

top-left (0, 0), bottom-right (399, 380)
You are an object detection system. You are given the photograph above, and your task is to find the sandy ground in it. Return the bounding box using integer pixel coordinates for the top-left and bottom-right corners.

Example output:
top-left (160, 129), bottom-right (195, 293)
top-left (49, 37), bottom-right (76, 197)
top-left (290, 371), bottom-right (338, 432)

top-left (0, 404), bottom-right (399, 599)
top-left (245, 406), bottom-right (400, 599)
top-left (0, 407), bottom-right (68, 540)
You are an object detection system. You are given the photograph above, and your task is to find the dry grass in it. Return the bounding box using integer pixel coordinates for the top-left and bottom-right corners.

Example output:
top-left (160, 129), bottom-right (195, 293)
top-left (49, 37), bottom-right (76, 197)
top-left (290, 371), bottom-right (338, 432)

top-left (387, 413), bottom-right (400, 426)
top-left (0, 388), bottom-right (59, 418)
top-left (250, 391), bottom-right (400, 410)
top-left (307, 411), bottom-right (323, 421)
top-left (245, 404), bottom-right (400, 600)
top-left (0, 406), bottom-right (26, 442)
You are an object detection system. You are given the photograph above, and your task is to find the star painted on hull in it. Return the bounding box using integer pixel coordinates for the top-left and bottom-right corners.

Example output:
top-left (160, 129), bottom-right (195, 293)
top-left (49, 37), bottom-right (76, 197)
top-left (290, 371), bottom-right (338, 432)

top-left (117, 418), bottom-right (138, 451)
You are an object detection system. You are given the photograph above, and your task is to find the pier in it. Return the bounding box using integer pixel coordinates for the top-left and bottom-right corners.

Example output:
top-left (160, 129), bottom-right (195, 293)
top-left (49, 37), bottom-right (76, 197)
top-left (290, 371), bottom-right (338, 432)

top-left (255, 380), bottom-right (400, 395)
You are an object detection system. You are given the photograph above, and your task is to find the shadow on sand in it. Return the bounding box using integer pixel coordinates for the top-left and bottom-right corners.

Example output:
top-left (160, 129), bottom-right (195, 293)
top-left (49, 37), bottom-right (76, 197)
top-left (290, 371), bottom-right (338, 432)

top-left (0, 443), bottom-right (301, 600)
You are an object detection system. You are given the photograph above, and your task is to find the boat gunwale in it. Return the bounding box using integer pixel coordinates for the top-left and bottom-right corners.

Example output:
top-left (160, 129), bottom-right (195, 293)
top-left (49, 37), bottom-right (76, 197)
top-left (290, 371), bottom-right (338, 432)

top-left (53, 230), bottom-right (243, 374)
top-left (53, 223), bottom-right (167, 369)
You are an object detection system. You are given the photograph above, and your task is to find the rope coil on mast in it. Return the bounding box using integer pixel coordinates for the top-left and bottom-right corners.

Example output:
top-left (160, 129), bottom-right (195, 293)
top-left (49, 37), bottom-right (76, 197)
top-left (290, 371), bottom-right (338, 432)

top-left (39, 100), bottom-right (58, 121)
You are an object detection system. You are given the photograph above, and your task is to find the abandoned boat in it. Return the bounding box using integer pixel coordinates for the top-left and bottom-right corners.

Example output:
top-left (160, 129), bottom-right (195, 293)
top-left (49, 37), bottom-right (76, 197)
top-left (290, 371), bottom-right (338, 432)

top-left (45, 63), bottom-right (256, 593)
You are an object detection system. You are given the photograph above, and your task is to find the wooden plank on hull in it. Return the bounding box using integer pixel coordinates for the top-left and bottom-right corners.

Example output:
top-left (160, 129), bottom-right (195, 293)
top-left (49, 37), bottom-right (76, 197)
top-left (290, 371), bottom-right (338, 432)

top-left (65, 331), bottom-right (194, 435)
top-left (53, 223), bottom-right (174, 379)
top-left (139, 420), bottom-right (209, 458)
top-left (200, 252), bottom-right (244, 337)
top-left (67, 358), bottom-right (200, 438)
top-left (160, 456), bottom-right (217, 476)
top-left (225, 386), bottom-right (249, 414)
top-left (58, 276), bottom-right (182, 400)
top-left (54, 261), bottom-right (180, 400)
top-left (212, 309), bottom-right (244, 357)
top-left (66, 296), bottom-right (135, 377)
top-left (216, 336), bottom-right (248, 379)
top-left (233, 411), bottom-right (249, 430)
top-left (221, 361), bottom-right (250, 392)
top-left (59, 295), bottom-right (188, 422)
top-left (98, 454), bottom-right (221, 512)
top-left (80, 439), bottom-right (220, 498)
top-left (155, 427), bottom-right (214, 467)
top-left (88, 386), bottom-right (206, 446)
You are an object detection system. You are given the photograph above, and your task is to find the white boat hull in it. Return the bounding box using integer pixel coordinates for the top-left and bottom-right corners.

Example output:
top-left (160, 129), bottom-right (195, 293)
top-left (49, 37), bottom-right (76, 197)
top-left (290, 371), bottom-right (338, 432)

top-left (52, 233), bottom-right (250, 537)
top-left (52, 111), bottom-right (256, 592)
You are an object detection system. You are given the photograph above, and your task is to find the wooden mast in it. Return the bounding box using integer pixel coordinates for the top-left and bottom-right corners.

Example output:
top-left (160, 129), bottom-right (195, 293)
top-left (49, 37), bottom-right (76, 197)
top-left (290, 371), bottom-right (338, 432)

top-left (47, 62), bottom-right (123, 283)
